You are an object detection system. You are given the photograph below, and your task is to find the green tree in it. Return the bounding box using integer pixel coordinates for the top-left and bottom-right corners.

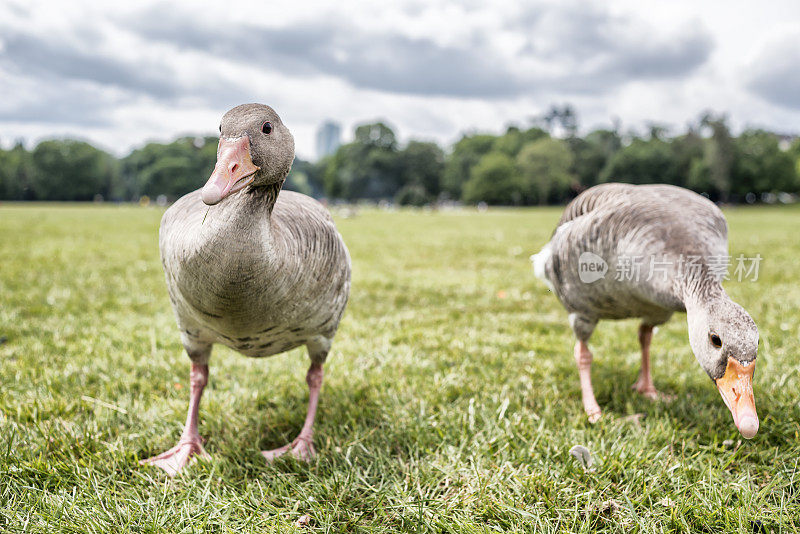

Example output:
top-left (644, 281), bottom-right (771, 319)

top-left (517, 138), bottom-right (575, 204)
top-left (492, 126), bottom-right (549, 158)
top-left (121, 137), bottom-right (217, 200)
top-left (442, 134), bottom-right (496, 199)
top-left (323, 122), bottom-right (402, 200)
top-left (671, 128), bottom-right (705, 190)
top-left (283, 170), bottom-right (313, 196)
top-left (731, 130), bottom-right (799, 195)
top-left (788, 138), bottom-right (800, 183)
top-left (396, 141), bottom-right (445, 203)
top-left (286, 158), bottom-right (326, 197)
top-left (354, 122), bottom-right (397, 150)
top-left (0, 143), bottom-right (35, 200)
top-left (700, 113), bottom-right (734, 200)
top-left (687, 156), bottom-right (712, 193)
top-left (599, 137), bottom-right (680, 186)
top-left (322, 146), bottom-right (351, 199)
top-left (462, 152), bottom-right (521, 205)
top-left (30, 140), bottom-right (117, 200)
top-left (567, 129), bottom-right (622, 188)
top-left (539, 104), bottom-right (578, 137)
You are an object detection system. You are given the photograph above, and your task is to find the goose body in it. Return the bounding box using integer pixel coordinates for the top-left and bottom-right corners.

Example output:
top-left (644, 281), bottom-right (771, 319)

top-left (161, 189), bottom-right (350, 359)
top-left (533, 183), bottom-right (759, 437)
top-left (141, 104), bottom-right (351, 476)
top-left (534, 183), bottom-right (726, 334)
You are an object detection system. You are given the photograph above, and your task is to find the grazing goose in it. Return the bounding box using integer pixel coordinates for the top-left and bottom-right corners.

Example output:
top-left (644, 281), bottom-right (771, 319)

top-left (532, 183), bottom-right (759, 438)
top-left (141, 104), bottom-right (351, 476)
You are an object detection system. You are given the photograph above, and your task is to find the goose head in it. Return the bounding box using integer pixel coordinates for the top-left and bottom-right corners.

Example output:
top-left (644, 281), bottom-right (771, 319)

top-left (687, 297), bottom-right (759, 438)
top-left (201, 103), bottom-right (295, 205)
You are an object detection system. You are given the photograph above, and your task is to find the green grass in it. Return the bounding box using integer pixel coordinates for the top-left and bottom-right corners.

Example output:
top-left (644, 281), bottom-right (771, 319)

top-left (1, 202), bottom-right (799, 533)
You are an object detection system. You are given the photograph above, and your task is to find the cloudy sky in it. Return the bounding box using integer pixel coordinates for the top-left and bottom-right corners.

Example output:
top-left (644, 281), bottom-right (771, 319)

top-left (1, 0), bottom-right (799, 160)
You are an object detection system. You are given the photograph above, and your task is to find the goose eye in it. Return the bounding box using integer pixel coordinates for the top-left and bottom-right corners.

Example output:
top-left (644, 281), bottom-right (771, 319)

top-left (218, 124), bottom-right (221, 133)
top-left (710, 333), bottom-right (722, 348)
top-left (261, 121), bottom-right (272, 134)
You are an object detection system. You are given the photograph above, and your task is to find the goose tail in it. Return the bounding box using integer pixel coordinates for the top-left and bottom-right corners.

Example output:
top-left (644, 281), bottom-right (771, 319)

top-left (530, 242), bottom-right (555, 292)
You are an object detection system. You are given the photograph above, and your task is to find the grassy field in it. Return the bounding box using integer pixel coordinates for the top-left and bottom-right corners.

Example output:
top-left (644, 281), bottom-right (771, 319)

top-left (1, 202), bottom-right (799, 532)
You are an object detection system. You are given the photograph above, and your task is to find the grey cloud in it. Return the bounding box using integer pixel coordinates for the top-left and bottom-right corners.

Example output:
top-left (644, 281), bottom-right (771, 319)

top-left (607, 32), bottom-right (713, 78)
top-left (1, 32), bottom-right (178, 99)
top-left (291, 29), bottom-right (523, 97)
top-left (747, 40), bottom-right (800, 110)
top-left (0, 27), bottom-right (255, 121)
top-left (519, 5), bottom-right (713, 94)
top-left (128, 5), bottom-right (713, 99)
top-left (130, 16), bottom-right (524, 97)
top-left (4, 0), bottom-right (30, 18)
top-left (0, 79), bottom-right (118, 126)
top-left (0, 3), bottom-right (715, 113)
top-left (558, 30), bottom-right (713, 94)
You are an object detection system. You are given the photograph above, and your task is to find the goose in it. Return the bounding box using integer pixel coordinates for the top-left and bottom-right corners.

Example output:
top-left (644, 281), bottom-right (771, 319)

top-left (140, 103), bottom-right (351, 476)
top-left (532, 183), bottom-right (759, 438)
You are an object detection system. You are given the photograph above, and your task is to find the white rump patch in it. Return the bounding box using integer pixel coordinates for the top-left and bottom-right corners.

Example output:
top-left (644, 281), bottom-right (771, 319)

top-left (531, 243), bottom-right (555, 292)
top-left (531, 243), bottom-right (550, 280)
top-left (568, 313), bottom-right (578, 330)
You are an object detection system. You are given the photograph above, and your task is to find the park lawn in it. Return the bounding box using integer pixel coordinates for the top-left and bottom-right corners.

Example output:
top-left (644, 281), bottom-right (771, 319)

top-left (0, 201), bottom-right (799, 533)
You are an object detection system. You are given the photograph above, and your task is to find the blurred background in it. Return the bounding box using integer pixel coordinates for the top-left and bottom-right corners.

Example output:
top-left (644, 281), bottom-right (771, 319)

top-left (1, 0), bottom-right (799, 205)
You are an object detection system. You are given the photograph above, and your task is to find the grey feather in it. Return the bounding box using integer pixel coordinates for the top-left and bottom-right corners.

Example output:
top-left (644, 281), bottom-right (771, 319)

top-left (160, 104), bottom-right (351, 364)
top-left (534, 183), bottom-right (757, 380)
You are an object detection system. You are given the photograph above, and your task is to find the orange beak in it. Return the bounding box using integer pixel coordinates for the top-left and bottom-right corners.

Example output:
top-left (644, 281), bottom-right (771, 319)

top-left (715, 357), bottom-right (758, 438)
top-left (201, 136), bottom-right (261, 205)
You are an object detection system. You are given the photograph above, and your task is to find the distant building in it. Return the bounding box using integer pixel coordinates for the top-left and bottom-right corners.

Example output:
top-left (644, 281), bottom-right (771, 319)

top-left (777, 133), bottom-right (798, 151)
top-left (315, 120), bottom-right (342, 159)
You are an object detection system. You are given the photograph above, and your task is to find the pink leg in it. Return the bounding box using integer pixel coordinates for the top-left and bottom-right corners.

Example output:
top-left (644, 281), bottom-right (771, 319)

top-left (140, 363), bottom-right (210, 476)
top-left (574, 340), bottom-right (602, 423)
top-left (262, 362), bottom-right (323, 462)
top-left (632, 324), bottom-right (674, 401)
top-left (632, 324), bottom-right (656, 396)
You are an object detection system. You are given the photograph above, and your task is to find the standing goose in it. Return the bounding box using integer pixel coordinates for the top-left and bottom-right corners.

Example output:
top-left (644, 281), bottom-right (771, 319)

top-left (532, 183), bottom-right (759, 438)
top-left (141, 104), bottom-right (351, 476)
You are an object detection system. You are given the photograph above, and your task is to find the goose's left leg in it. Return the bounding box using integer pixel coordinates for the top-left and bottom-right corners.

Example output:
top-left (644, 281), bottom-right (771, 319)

top-left (262, 338), bottom-right (329, 462)
top-left (632, 323), bottom-right (672, 400)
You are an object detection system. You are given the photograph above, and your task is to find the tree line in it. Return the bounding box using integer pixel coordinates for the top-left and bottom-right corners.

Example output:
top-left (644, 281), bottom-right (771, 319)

top-left (2, 109), bottom-right (799, 204)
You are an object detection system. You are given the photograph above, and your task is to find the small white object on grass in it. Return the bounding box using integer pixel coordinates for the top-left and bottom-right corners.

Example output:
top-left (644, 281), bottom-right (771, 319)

top-left (622, 413), bottom-right (645, 426)
top-left (569, 445), bottom-right (594, 470)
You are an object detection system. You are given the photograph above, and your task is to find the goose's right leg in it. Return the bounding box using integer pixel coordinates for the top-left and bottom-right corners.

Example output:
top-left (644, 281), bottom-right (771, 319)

top-left (632, 324), bottom-right (657, 398)
top-left (574, 340), bottom-right (602, 423)
top-left (632, 323), bottom-right (674, 401)
top-left (140, 344), bottom-right (212, 476)
top-left (570, 315), bottom-right (601, 422)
